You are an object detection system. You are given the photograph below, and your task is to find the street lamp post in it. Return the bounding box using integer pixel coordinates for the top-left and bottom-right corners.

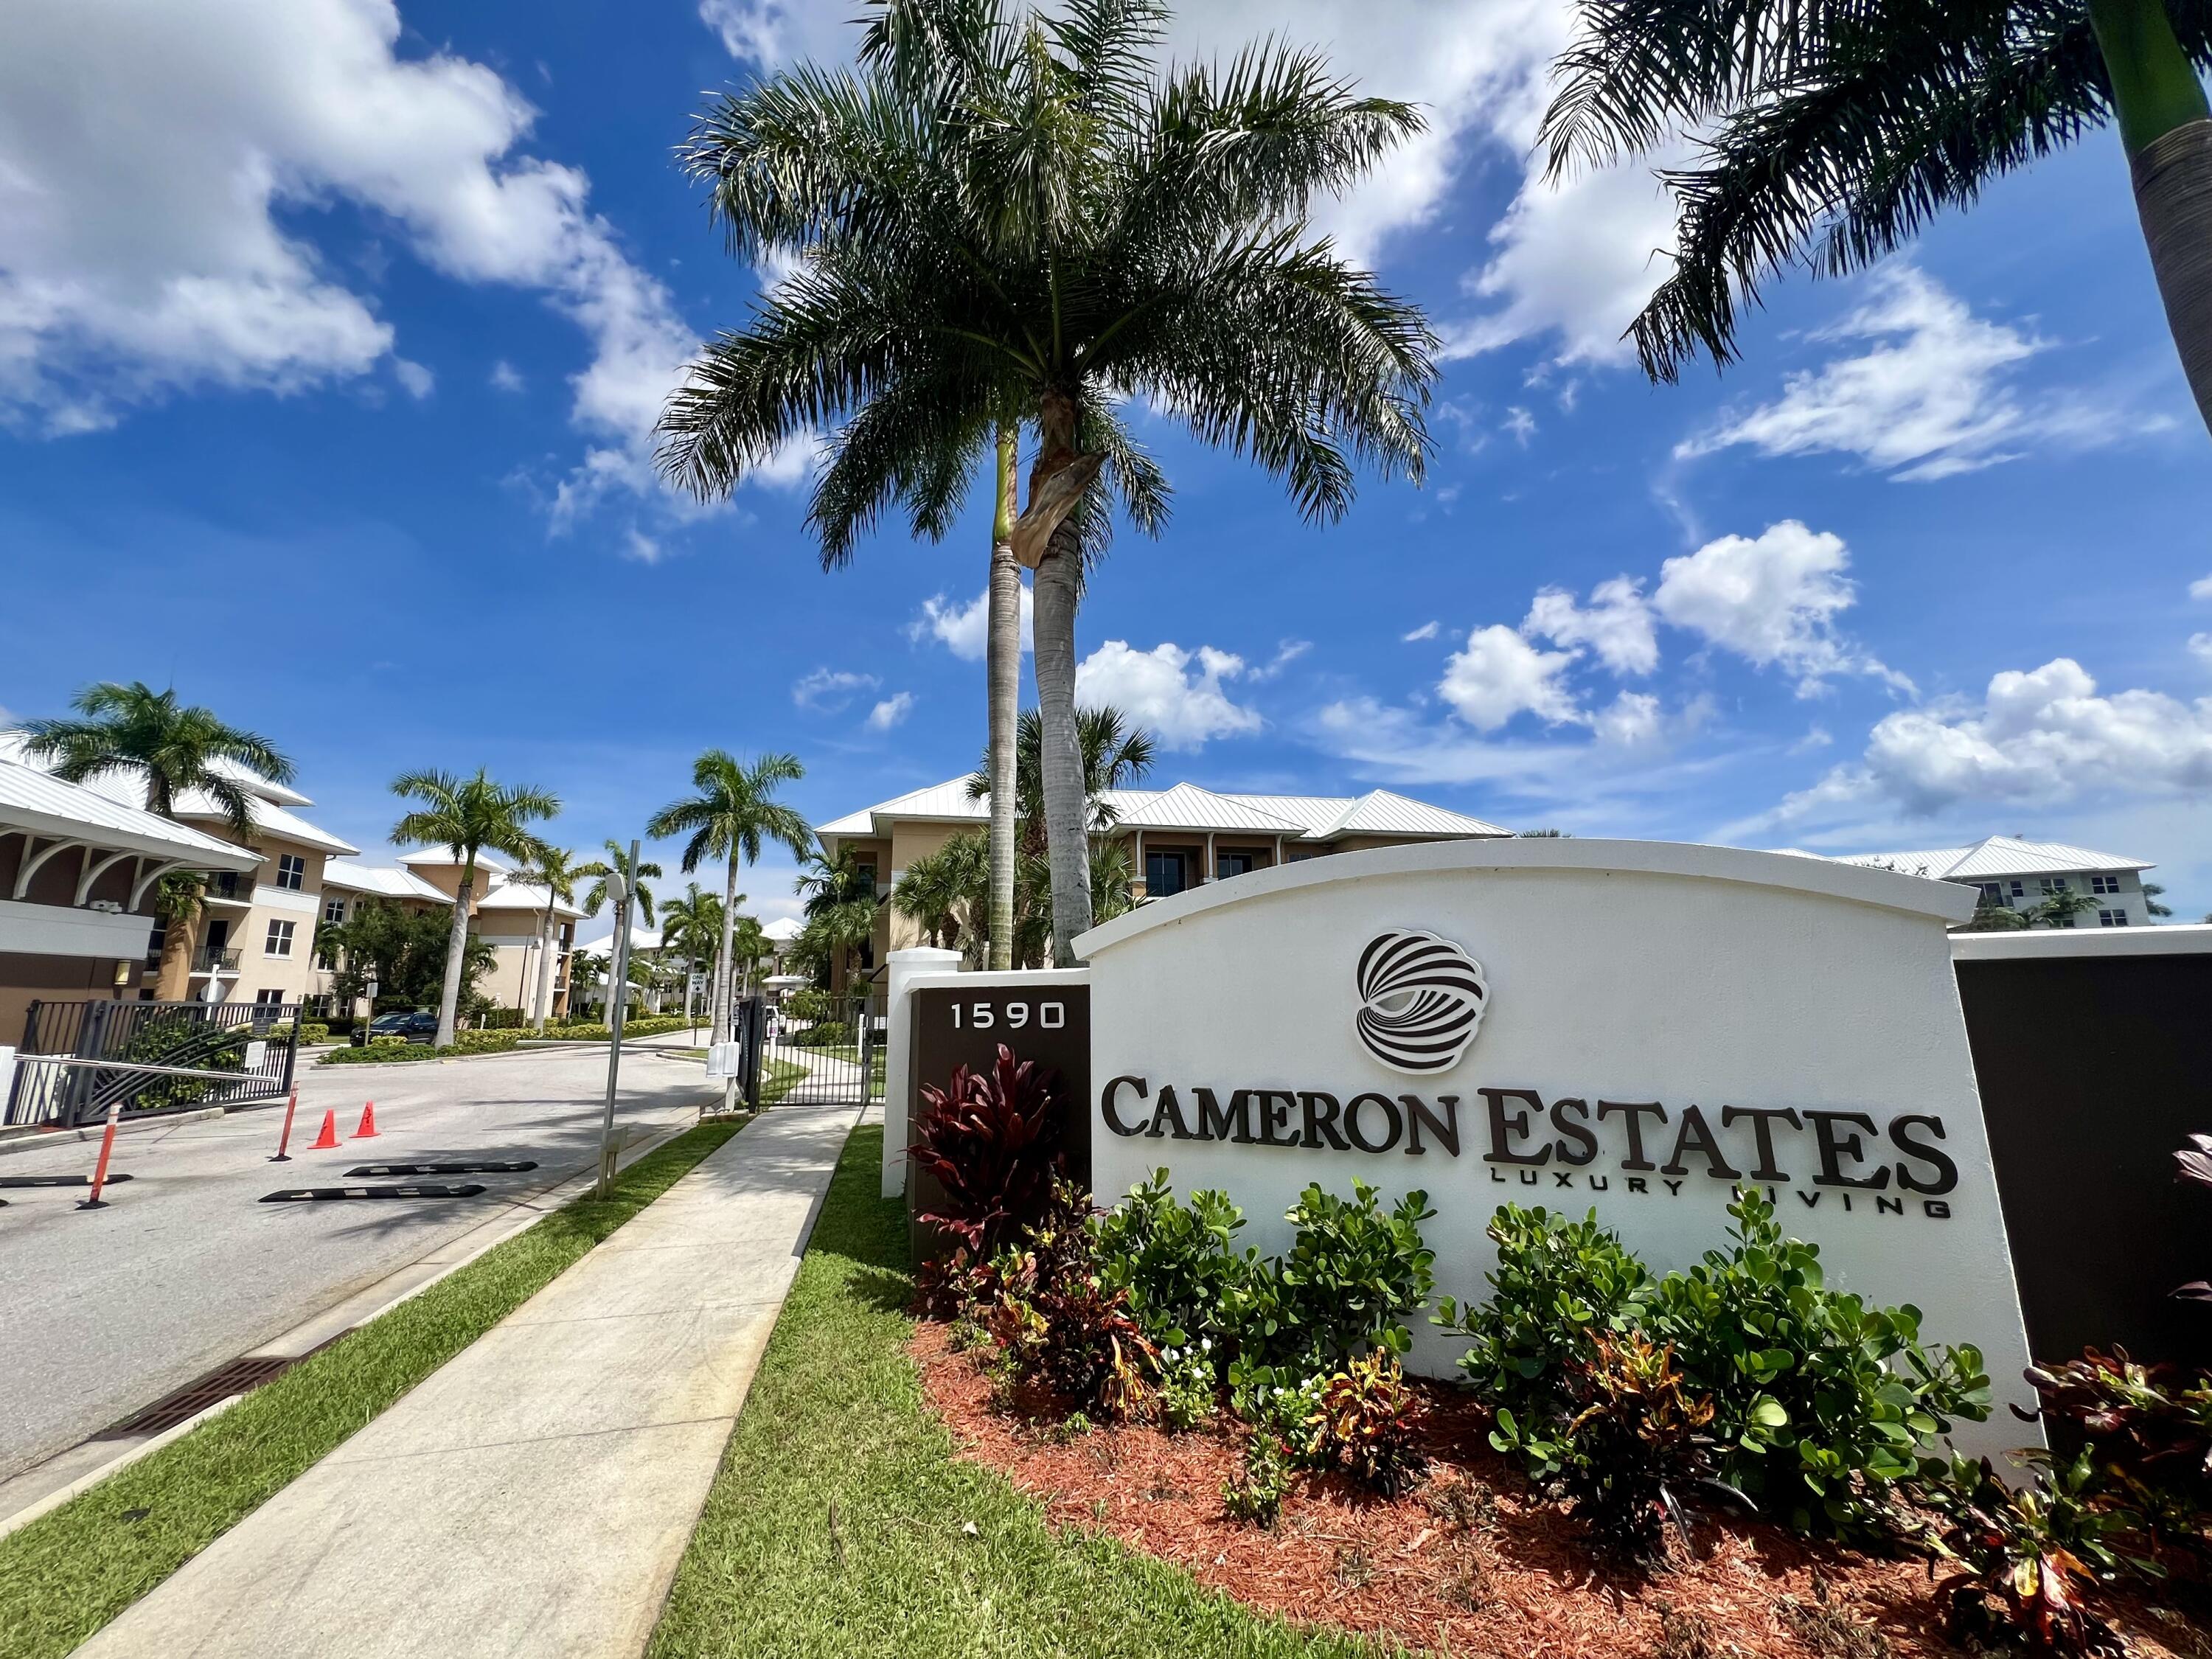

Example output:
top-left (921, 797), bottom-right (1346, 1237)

top-left (594, 840), bottom-right (639, 1200)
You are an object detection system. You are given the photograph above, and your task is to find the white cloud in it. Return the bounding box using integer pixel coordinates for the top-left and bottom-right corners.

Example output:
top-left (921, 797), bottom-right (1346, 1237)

top-left (2192, 574), bottom-right (2212, 602)
top-left (908, 588), bottom-right (1033, 662)
top-left (1677, 267), bottom-right (2157, 481)
top-left (1764, 656), bottom-right (2212, 826)
top-left (1438, 625), bottom-right (1582, 731)
top-left (791, 667), bottom-right (878, 713)
top-left (1651, 521), bottom-right (1903, 693)
top-left (1524, 576), bottom-right (1659, 675)
top-left (1402, 621), bottom-right (1441, 643)
top-left (392, 358), bottom-right (434, 399)
top-left (490, 360), bottom-right (525, 393)
top-left (866, 692), bottom-right (916, 731)
top-left (1075, 640), bottom-right (1262, 750)
top-left (622, 529), bottom-right (663, 564)
top-left (1502, 406), bottom-right (1537, 445)
top-left (1248, 639), bottom-right (1313, 681)
top-left (1591, 690), bottom-right (1661, 748)
top-left (0, 0), bottom-right (706, 527)
top-left (2190, 633), bottom-right (2212, 669)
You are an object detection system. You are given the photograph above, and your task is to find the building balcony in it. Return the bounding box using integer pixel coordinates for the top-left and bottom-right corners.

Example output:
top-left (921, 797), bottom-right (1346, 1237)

top-left (192, 947), bottom-right (242, 973)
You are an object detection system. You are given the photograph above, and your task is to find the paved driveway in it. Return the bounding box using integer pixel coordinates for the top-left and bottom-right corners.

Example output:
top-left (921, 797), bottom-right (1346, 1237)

top-left (0, 1044), bottom-right (714, 1484)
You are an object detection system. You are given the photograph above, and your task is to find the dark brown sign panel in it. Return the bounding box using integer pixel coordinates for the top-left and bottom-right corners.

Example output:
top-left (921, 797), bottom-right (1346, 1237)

top-left (906, 983), bottom-right (1091, 1257)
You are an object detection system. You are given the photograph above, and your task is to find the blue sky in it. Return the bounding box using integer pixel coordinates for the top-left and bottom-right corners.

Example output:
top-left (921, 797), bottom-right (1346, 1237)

top-left (4, 0), bottom-right (2209, 925)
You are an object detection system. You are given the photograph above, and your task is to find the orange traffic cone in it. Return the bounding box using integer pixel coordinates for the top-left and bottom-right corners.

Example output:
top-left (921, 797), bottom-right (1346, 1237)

top-left (308, 1109), bottom-right (341, 1151)
top-left (353, 1101), bottom-right (379, 1139)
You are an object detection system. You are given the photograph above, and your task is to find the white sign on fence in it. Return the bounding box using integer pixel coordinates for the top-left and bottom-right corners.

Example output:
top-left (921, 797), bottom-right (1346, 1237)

top-left (1072, 837), bottom-right (2038, 1459)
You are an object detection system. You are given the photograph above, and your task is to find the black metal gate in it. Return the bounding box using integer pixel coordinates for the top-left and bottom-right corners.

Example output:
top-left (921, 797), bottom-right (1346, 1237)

top-left (5, 998), bottom-right (302, 1128)
top-left (737, 990), bottom-right (883, 1108)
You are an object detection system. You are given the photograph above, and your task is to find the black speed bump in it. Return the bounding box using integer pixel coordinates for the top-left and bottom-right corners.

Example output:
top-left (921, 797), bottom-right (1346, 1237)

top-left (341, 1161), bottom-right (539, 1177)
top-left (261, 1183), bottom-right (488, 1203)
top-left (0, 1173), bottom-right (133, 1188)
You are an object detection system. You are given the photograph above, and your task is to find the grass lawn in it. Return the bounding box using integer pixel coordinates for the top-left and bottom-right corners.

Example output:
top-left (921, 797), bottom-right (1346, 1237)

top-left (757, 1057), bottom-right (810, 1105)
top-left (0, 1119), bottom-right (744, 1659)
top-left (647, 1124), bottom-right (1381, 1659)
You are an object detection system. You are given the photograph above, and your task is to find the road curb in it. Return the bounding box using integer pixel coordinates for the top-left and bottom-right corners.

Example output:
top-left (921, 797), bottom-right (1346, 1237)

top-left (0, 1113), bottom-right (700, 1540)
top-left (0, 1107), bottom-right (229, 1159)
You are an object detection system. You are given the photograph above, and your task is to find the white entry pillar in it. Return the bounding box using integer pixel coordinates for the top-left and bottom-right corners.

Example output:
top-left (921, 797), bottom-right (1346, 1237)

top-left (883, 947), bottom-right (960, 1197)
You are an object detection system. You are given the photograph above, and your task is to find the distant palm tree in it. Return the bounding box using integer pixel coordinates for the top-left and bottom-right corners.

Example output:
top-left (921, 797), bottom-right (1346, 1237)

top-left (729, 914), bottom-right (771, 999)
top-left (2143, 881), bottom-right (2174, 917)
top-left (149, 872), bottom-right (209, 1002)
top-left (660, 0), bottom-right (1433, 969)
top-left (659, 883), bottom-right (729, 1027)
top-left (390, 769), bottom-right (560, 1047)
top-left (579, 841), bottom-right (663, 928)
top-left (645, 751), bottom-right (812, 1048)
top-left (796, 844), bottom-right (880, 988)
top-left (969, 706), bottom-right (1157, 854)
top-left (893, 831), bottom-right (991, 951)
top-left (24, 681), bottom-right (297, 1000)
top-left (2031, 886), bottom-right (2103, 929)
top-left (1539, 0), bottom-right (2212, 433)
top-left (512, 844), bottom-right (586, 1032)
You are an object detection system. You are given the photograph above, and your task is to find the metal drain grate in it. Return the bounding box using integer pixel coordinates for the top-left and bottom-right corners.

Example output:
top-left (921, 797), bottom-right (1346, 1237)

top-left (98, 1356), bottom-right (299, 1437)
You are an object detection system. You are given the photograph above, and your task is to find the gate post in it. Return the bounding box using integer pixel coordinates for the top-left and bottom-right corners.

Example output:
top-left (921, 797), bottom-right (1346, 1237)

top-left (68, 999), bottom-right (111, 1127)
top-left (740, 995), bottom-right (763, 1110)
top-left (279, 1006), bottom-right (301, 1094)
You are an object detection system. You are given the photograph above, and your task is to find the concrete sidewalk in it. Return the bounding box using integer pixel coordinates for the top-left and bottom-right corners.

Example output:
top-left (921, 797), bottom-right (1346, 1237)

top-left (80, 1098), bottom-right (864, 1659)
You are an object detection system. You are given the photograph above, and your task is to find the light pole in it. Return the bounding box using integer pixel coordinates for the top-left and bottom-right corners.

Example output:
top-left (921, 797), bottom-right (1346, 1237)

top-left (594, 840), bottom-right (638, 1200)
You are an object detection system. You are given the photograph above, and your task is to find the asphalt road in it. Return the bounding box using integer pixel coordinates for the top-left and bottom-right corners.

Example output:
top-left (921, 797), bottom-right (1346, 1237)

top-left (0, 1043), bottom-right (717, 1484)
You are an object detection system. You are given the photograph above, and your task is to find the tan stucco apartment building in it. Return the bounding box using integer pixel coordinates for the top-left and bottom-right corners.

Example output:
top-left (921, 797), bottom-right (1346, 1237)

top-left (0, 741), bottom-right (260, 1042)
top-left (818, 777), bottom-right (1509, 970)
top-left (324, 849), bottom-right (587, 1020)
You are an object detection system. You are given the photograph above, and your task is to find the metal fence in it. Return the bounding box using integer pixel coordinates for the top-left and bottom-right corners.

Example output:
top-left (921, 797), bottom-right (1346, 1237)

top-left (740, 990), bottom-right (883, 1108)
top-left (5, 998), bottom-right (302, 1128)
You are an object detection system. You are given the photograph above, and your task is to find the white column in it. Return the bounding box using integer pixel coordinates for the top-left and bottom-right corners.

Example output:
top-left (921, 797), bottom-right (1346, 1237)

top-left (1205, 830), bottom-right (1217, 883)
top-left (882, 946), bottom-right (961, 1199)
top-left (0, 1046), bottom-right (14, 1119)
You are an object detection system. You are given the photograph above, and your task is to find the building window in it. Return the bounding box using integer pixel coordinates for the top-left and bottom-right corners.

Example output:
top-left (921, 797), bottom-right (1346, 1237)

top-left (146, 919), bottom-right (166, 964)
top-left (1144, 849), bottom-right (1190, 897)
top-left (316, 947), bottom-right (338, 971)
top-left (2007, 880), bottom-right (2025, 898)
top-left (2090, 873), bottom-right (2122, 895)
top-left (2040, 876), bottom-right (2070, 894)
top-left (265, 919), bottom-right (296, 958)
top-left (324, 895), bottom-right (347, 924)
top-left (1216, 850), bottom-right (1259, 880)
top-left (209, 870), bottom-right (243, 901)
top-left (2099, 909), bottom-right (2129, 927)
top-left (1977, 882), bottom-right (2006, 906)
top-left (254, 988), bottom-right (285, 1006)
top-left (274, 854), bottom-right (307, 891)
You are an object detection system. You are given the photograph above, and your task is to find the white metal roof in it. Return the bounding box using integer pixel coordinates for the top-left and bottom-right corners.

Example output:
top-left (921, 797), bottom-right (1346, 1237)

top-left (205, 755), bottom-right (313, 808)
top-left (0, 748), bottom-right (260, 870)
top-left (396, 846), bottom-right (516, 872)
top-left (760, 915), bottom-right (804, 942)
top-left (173, 793), bottom-right (359, 857)
top-left (821, 777), bottom-right (1510, 844)
top-left (323, 863), bottom-right (451, 903)
top-left (475, 877), bottom-right (588, 919)
top-left (575, 919), bottom-right (663, 953)
top-left (1829, 835), bottom-right (2152, 882)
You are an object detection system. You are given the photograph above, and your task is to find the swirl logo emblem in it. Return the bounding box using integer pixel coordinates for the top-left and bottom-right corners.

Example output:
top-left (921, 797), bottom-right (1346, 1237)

top-left (1354, 929), bottom-right (1488, 1074)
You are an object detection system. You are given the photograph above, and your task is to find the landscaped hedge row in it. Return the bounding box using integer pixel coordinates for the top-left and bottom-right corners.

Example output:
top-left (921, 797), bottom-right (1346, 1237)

top-left (317, 1029), bottom-right (526, 1066)
top-left (538, 1015), bottom-right (695, 1040)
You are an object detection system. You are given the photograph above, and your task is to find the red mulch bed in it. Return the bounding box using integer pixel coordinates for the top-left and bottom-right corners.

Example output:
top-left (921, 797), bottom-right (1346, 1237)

top-left (912, 1322), bottom-right (2207, 1658)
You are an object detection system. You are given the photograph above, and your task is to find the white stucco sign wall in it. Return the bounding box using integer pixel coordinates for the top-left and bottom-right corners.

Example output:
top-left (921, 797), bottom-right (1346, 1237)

top-left (1074, 838), bottom-right (2037, 1458)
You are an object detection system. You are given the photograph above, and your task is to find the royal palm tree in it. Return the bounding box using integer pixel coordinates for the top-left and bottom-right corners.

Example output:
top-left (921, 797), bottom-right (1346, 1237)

top-left (2031, 885), bottom-right (2104, 928)
top-left (729, 914), bottom-right (771, 998)
top-left (660, 0), bottom-right (1434, 971)
top-left (511, 844), bottom-right (586, 1032)
top-left (24, 681), bottom-right (296, 999)
top-left (1540, 0), bottom-right (2212, 432)
top-left (578, 841), bottom-right (662, 930)
top-left (389, 769), bottom-right (560, 1048)
top-left (645, 751), bottom-right (811, 1048)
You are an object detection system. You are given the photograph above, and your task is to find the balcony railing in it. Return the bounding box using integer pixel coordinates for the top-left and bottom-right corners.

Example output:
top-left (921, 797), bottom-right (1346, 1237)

top-left (194, 947), bottom-right (242, 973)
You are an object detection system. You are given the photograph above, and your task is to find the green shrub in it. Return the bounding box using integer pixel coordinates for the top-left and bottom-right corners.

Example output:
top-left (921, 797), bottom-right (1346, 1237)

top-left (1915, 1450), bottom-right (2133, 1656)
top-left (1155, 1341), bottom-right (1217, 1432)
top-left (1225, 1179), bottom-right (1435, 1389)
top-left (320, 1043), bottom-right (439, 1065)
top-left (984, 1180), bottom-right (1155, 1421)
top-left (481, 1007), bottom-right (526, 1029)
top-left (1222, 1430), bottom-right (1293, 1527)
top-left (1307, 1352), bottom-right (1427, 1498)
top-left (369, 1034), bottom-right (407, 1048)
top-left (1436, 1204), bottom-right (1649, 1423)
top-left (790, 1021), bottom-right (852, 1049)
top-left (449, 1030), bottom-right (521, 1054)
top-left (784, 987), bottom-right (837, 1026)
top-left (1449, 1187), bottom-right (1990, 1539)
top-left (298, 1023), bottom-right (330, 1046)
top-left (1095, 1171), bottom-right (1256, 1355)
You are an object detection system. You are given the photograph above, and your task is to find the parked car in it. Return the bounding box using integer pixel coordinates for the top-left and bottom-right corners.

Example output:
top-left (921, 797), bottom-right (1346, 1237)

top-left (351, 1011), bottom-right (439, 1048)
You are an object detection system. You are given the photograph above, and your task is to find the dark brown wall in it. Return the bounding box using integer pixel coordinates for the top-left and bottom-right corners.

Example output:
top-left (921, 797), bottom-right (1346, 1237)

top-left (1957, 952), bottom-right (2212, 1369)
top-left (906, 984), bottom-right (1091, 1258)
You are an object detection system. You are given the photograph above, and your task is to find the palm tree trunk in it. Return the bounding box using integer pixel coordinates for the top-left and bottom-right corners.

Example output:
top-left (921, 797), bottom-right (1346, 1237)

top-left (986, 421), bottom-right (1020, 973)
top-left (435, 861), bottom-right (474, 1048)
top-left (712, 856), bottom-right (739, 1046)
top-left (1031, 502), bottom-right (1093, 966)
top-left (2093, 0), bottom-right (2212, 432)
top-left (532, 905), bottom-right (557, 1034)
top-left (155, 914), bottom-right (196, 1002)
